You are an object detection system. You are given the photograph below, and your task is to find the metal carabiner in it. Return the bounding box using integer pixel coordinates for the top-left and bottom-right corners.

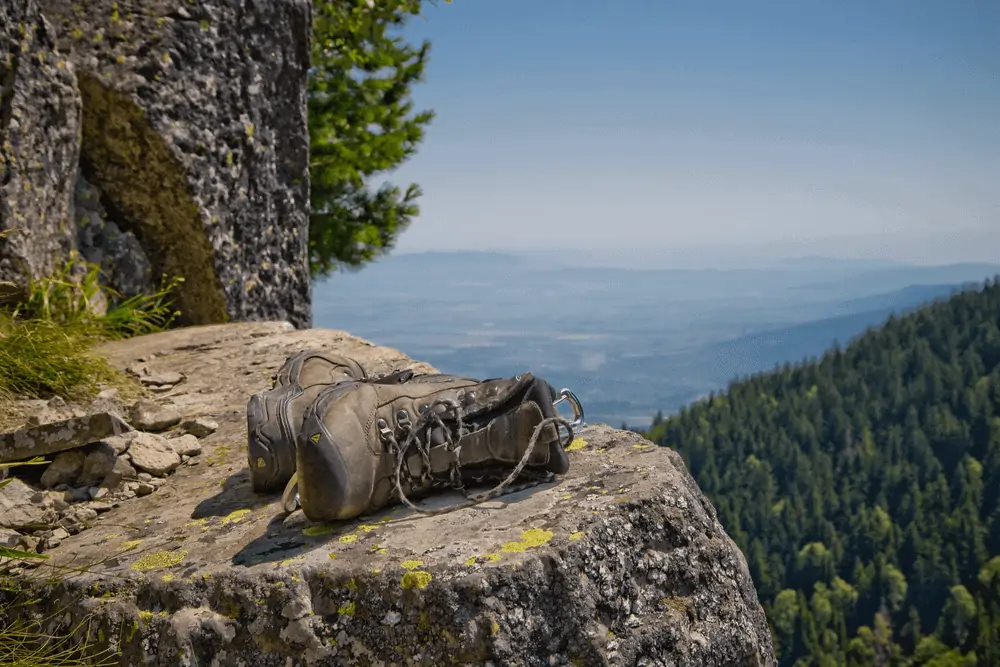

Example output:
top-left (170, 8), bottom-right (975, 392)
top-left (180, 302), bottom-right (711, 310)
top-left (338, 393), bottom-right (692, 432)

top-left (553, 388), bottom-right (586, 438)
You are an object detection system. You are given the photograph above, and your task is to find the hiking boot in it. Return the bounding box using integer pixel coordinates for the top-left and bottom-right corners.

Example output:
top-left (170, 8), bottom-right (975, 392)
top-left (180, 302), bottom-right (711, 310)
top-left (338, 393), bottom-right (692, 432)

top-left (291, 372), bottom-right (574, 522)
top-left (246, 350), bottom-right (414, 493)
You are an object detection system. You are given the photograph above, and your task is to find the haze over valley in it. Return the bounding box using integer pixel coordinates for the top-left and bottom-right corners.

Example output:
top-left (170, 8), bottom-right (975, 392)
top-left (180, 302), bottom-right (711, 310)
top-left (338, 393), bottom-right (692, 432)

top-left (313, 251), bottom-right (1000, 429)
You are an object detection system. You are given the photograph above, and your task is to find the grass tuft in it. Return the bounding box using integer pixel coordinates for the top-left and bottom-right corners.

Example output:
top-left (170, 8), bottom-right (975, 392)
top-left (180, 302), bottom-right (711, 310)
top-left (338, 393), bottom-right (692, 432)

top-left (0, 249), bottom-right (183, 401)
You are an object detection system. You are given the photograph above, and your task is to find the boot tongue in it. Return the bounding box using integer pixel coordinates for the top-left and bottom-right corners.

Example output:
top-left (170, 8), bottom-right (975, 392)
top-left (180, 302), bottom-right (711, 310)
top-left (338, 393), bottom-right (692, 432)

top-left (462, 374), bottom-right (538, 421)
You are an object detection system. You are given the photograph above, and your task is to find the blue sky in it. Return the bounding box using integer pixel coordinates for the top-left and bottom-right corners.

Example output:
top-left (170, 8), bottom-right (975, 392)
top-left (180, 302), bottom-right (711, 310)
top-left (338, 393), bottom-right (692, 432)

top-left (384, 0), bottom-right (999, 264)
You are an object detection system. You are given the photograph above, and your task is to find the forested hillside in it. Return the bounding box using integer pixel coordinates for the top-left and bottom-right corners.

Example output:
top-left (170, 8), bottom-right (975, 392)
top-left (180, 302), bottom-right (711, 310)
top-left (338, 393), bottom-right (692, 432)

top-left (647, 277), bottom-right (1000, 666)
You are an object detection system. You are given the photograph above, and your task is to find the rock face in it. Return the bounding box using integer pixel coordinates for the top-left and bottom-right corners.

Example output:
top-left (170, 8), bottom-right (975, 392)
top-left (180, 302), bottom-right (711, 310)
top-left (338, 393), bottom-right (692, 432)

top-left (0, 0), bottom-right (314, 327)
top-left (1, 323), bottom-right (776, 667)
top-left (0, 0), bottom-right (82, 285)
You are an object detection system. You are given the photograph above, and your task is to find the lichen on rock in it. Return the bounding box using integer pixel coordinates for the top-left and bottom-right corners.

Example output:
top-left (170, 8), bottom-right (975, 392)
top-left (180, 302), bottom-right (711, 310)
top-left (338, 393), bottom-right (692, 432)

top-left (2, 0), bottom-right (314, 326)
top-left (0, 0), bottom-right (82, 286)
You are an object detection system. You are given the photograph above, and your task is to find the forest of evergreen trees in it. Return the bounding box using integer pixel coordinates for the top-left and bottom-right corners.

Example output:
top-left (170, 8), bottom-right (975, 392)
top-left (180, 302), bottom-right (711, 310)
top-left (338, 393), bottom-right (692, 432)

top-left (646, 277), bottom-right (1000, 667)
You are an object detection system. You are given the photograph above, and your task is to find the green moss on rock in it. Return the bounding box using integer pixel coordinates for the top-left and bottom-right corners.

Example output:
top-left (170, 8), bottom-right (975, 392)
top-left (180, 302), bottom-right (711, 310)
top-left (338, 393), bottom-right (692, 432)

top-left (77, 73), bottom-right (228, 325)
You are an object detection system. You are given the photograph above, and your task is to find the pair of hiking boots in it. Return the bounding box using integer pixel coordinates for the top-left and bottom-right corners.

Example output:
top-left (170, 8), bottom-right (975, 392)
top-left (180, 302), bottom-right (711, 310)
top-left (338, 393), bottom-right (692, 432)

top-left (246, 350), bottom-right (584, 523)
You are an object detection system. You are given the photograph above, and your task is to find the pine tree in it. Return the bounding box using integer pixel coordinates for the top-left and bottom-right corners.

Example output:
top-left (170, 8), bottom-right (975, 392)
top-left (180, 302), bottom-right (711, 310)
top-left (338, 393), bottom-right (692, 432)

top-left (648, 279), bottom-right (1000, 665)
top-left (308, 0), bottom-right (435, 276)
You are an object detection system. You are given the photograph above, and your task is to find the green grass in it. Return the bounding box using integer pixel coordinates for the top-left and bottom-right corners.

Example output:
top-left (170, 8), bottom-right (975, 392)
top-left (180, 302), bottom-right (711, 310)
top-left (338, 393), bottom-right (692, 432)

top-left (0, 248), bottom-right (183, 402)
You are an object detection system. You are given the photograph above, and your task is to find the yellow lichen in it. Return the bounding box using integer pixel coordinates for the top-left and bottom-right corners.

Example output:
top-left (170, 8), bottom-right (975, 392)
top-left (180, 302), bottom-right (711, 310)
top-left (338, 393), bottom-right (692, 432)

top-left (400, 571), bottom-right (432, 590)
top-left (339, 534), bottom-right (358, 544)
top-left (632, 444), bottom-right (649, 450)
top-left (371, 568), bottom-right (381, 574)
top-left (491, 619), bottom-right (500, 635)
top-left (521, 528), bottom-right (554, 546)
top-left (560, 493), bottom-right (573, 500)
top-left (138, 611), bottom-right (153, 622)
top-left (185, 518), bottom-right (208, 528)
top-left (565, 438), bottom-right (588, 452)
top-left (328, 553), bottom-right (339, 560)
top-left (302, 525), bottom-right (332, 536)
top-left (130, 549), bottom-right (188, 572)
top-left (161, 574), bottom-right (175, 582)
top-left (346, 578), bottom-right (358, 591)
top-left (568, 531), bottom-right (585, 541)
top-left (337, 601), bottom-right (356, 616)
top-left (464, 556), bottom-right (477, 566)
top-left (501, 527), bottom-right (555, 553)
top-left (400, 560), bottom-right (423, 570)
top-left (221, 509), bottom-right (251, 525)
top-left (119, 539), bottom-right (143, 552)
top-left (357, 524), bottom-right (378, 533)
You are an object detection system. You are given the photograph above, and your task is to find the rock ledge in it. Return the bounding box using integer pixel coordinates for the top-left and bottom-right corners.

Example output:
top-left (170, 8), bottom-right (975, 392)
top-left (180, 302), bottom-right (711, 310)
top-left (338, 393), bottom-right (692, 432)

top-left (3, 323), bottom-right (775, 667)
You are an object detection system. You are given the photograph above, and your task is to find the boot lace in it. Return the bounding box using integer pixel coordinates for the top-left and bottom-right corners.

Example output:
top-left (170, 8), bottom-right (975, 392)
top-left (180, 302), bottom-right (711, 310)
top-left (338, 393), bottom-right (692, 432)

top-left (384, 398), bottom-right (574, 517)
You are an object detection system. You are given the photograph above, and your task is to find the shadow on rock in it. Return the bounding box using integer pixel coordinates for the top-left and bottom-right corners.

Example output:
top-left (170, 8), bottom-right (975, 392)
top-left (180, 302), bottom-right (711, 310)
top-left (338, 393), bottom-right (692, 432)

top-left (229, 478), bottom-right (561, 567)
top-left (191, 468), bottom-right (274, 519)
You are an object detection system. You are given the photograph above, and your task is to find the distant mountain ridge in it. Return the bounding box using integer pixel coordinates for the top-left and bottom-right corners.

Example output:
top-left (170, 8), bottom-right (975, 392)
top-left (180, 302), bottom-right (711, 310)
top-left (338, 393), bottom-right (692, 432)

top-left (703, 282), bottom-right (979, 384)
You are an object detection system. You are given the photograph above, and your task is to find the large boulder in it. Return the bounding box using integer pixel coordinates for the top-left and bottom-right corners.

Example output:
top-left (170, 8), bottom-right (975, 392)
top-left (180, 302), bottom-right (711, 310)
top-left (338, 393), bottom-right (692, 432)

top-left (0, 0), bottom-right (82, 286)
top-left (0, 0), bottom-right (313, 327)
top-left (1, 323), bottom-right (776, 667)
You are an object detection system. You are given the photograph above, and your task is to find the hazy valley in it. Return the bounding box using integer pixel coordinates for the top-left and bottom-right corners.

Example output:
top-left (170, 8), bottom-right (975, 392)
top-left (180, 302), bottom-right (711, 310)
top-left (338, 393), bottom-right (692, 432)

top-left (312, 252), bottom-right (1000, 429)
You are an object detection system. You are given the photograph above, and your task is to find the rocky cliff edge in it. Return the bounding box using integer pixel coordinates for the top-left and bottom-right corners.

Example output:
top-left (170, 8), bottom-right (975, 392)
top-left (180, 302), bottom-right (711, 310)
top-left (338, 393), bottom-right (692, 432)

top-left (0, 322), bottom-right (776, 667)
